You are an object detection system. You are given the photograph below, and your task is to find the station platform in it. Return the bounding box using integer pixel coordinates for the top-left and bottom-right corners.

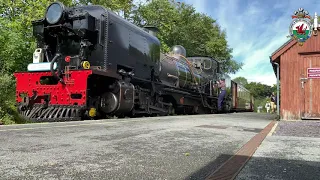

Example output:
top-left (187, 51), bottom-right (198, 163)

top-left (235, 120), bottom-right (320, 180)
top-left (1, 113), bottom-right (318, 179)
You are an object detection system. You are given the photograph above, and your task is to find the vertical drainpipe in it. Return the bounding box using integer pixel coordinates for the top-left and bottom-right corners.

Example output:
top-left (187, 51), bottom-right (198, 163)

top-left (274, 62), bottom-right (280, 120)
top-left (270, 56), bottom-right (280, 120)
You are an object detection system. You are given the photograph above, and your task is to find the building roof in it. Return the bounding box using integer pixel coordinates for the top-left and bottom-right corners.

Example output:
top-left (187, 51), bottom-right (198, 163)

top-left (270, 38), bottom-right (297, 61)
top-left (269, 39), bottom-right (296, 79)
top-left (271, 38), bottom-right (293, 56)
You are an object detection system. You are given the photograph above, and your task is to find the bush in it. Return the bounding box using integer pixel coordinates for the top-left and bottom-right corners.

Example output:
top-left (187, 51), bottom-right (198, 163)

top-left (254, 97), bottom-right (272, 113)
top-left (0, 74), bottom-right (26, 125)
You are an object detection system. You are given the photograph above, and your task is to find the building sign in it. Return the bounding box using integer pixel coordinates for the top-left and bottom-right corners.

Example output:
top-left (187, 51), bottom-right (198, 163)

top-left (307, 68), bottom-right (320, 78)
top-left (289, 8), bottom-right (312, 46)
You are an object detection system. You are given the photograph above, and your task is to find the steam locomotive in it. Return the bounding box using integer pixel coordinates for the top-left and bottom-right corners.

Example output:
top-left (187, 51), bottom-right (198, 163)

top-left (14, 2), bottom-right (254, 122)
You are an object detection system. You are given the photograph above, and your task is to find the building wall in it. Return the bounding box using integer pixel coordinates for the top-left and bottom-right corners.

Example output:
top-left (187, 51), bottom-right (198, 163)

top-left (300, 55), bottom-right (320, 119)
top-left (279, 35), bottom-right (320, 120)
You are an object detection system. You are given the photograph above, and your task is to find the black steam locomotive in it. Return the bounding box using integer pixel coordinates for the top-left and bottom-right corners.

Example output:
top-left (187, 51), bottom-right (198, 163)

top-left (14, 2), bottom-right (253, 122)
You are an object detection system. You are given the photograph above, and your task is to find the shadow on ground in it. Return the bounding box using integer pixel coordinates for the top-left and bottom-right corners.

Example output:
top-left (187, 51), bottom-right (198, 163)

top-left (186, 154), bottom-right (320, 180)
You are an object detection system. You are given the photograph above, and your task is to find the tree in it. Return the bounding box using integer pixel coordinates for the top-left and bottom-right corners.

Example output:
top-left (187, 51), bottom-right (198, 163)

top-left (131, 0), bottom-right (242, 74)
top-left (76, 0), bottom-right (135, 18)
top-left (245, 82), bottom-right (275, 99)
top-left (0, 0), bottom-right (242, 123)
top-left (233, 77), bottom-right (275, 98)
top-left (233, 77), bottom-right (248, 85)
top-left (0, 0), bottom-right (134, 124)
top-left (0, 0), bottom-right (75, 72)
top-left (0, 0), bottom-right (77, 124)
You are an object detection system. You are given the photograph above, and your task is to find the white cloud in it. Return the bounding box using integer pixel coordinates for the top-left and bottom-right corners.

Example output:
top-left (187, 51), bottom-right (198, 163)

top-left (133, 0), bottom-right (149, 6)
top-left (240, 35), bottom-right (288, 70)
top-left (182, 0), bottom-right (320, 86)
top-left (230, 71), bottom-right (277, 86)
top-left (183, 0), bottom-right (207, 14)
top-left (248, 73), bottom-right (278, 86)
top-left (129, 0), bottom-right (320, 86)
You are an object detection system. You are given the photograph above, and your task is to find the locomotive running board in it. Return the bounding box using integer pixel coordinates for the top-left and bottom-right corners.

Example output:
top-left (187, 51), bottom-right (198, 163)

top-left (163, 88), bottom-right (192, 95)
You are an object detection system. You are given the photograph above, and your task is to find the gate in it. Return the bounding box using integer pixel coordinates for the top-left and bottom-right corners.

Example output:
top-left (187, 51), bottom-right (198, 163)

top-left (300, 55), bottom-right (320, 119)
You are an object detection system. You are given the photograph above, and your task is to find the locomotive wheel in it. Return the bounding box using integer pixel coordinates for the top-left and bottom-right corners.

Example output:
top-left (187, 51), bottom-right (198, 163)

top-left (210, 109), bottom-right (217, 114)
top-left (171, 107), bottom-right (175, 115)
top-left (130, 108), bottom-right (136, 117)
top-left (168, 105), bottom-right (175, 115)
top-left (192, 106), bottom-right (199, 114)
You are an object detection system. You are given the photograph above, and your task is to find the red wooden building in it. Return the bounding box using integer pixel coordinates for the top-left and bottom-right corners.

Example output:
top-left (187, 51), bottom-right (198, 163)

top-left (270, 35), bottom-right (320, 120)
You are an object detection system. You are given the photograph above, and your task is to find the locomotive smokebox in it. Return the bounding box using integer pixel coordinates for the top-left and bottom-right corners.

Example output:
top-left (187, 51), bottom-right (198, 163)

top-left (33, 1), bottom-right (97, 40)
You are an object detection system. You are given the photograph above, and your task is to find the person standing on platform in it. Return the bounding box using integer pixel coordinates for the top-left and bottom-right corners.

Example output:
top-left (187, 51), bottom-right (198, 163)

top-left (270, 92), bottom-right (276, 113)
top-left (265, 101), bottom-right (271, 113)
top-left (216, 79), bottom-right (226, 112)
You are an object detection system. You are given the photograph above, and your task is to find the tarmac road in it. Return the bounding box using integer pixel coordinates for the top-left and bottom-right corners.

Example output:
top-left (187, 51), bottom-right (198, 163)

top-left (0, 113), bottom-right (274, 180)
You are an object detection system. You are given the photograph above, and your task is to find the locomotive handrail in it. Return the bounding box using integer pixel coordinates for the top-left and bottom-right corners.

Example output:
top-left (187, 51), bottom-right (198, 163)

top-left (173, 54), bottom-right (215, 110)
top-left (50, 53), bottom-right (65, 84)
top-left (174, 54), bottom-right (199, 85)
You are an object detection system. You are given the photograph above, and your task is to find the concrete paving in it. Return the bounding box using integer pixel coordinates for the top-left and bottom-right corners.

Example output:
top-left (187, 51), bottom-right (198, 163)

top-left (236, 120), bottom-right (320, 180)
top-left (0, 113), bottom-right (273, 180)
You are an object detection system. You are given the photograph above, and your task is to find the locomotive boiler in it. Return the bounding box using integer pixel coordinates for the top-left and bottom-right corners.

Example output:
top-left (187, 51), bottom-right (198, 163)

top-left (13, 1), bottom-right (249, 123)
top-left (158, 46), bottom-right (220, 94)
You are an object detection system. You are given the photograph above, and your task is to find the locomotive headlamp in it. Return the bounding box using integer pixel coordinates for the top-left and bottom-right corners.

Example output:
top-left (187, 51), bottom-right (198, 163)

top-left (65, 56), bottom-right (71, 63)
top-left (45, 2), bottom-right (65, 24)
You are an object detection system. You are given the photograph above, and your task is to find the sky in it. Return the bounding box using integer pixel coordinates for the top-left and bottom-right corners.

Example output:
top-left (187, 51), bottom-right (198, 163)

top-left (133, 0), bottom-right (320, 86)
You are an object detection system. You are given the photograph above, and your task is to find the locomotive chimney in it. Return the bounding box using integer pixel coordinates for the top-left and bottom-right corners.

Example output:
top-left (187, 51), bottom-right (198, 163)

top-left (143, 26), bottom-right (159, 36)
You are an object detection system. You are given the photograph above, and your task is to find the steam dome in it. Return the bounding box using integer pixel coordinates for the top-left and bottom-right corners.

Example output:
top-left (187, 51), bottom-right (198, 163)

top-left (171, 45), bottom-right (186, 57)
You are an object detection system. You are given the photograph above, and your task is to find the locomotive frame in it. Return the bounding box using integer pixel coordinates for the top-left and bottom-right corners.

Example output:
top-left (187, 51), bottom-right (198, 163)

top-left (14, 2), bottom-right (254, 123)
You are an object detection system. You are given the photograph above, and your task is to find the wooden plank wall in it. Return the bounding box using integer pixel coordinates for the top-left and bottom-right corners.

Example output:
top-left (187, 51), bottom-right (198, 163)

top-left (302, 55), bottom-right (320, 118)
top-left (279, 35), bottom-right (320, 120)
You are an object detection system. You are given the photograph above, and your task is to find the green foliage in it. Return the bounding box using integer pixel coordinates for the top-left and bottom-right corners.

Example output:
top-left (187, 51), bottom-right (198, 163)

top-left (0, 74), bottom-right (26, 124)
top-left (254, 97), bottom-right (270, 113)
top-left (232, 76), bottom-right (248, 85)
top-left (130, 0), bottom-right (178, 52)
top-left (0, 0), bottom-right (242, 124)
top-left (0, 0), bottom-right (74, 124)
top-left (245, 82), bottom-right (276, 99)
top-left (233, 77), bottom-right (276, 100)
top-left (0, 0), bottom-right (76, 75)
top-left (76, 0), bottom-right (135, 18)
top-left (0, 0), bottom-right (135, 124)
top-left (0, 25), bottom-right (33, 74)
top-left (131, 0), bottom-right (243, 74)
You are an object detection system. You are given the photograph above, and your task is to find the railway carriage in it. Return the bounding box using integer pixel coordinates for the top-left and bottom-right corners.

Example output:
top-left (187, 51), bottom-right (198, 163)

top-left (215, 75), bottom-right (254, 113)
top-left (230, 81), bottom-right (254, 112)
